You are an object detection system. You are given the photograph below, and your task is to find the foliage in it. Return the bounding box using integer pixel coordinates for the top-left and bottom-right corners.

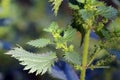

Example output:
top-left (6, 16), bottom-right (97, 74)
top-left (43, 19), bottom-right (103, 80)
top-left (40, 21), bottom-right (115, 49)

top-left (27, 38), bottom-right (51, 48)
top-left (49, 0), bottom-right (63, 16)
top-left (64, 51), bottom-right (81, 65)
top-left (5, 0), bottom-right (120, 80)
top-left (6, 22), bottom-right (81, 76)
top-left (6, 47), bottom-right (57, 75)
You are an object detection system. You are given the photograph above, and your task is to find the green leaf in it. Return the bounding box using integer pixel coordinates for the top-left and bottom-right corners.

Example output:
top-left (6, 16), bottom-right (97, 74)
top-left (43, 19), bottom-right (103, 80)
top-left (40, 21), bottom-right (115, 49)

top-left (77, 0), bottom-right (84, 3)
top-left (108, 18), bottom-right (120, 33)
top-left (68, 3), bottom-right (80, 10)
top-left (49, 0), bottom-right (63, 16)
top-left (44, 22), bottom-right (59, 32)
top-left (53, 27), bottom-right (77, 44)
top-left (102, 37), bottom-right (120, 50)
top-left (27, 38), bottom-right (51, 48)
top-left (63, 27), bottom-right (77, 41)
top-left (64, 52), bottom-right (81, 65)
top-left (79, 9), bottom-right (94, 20)
top-left (101, 29), bottom-right (110, 39)
top-left (96, 6), bottom-right (117, 19)
top-left (6, 47), bottom-right (57, 75)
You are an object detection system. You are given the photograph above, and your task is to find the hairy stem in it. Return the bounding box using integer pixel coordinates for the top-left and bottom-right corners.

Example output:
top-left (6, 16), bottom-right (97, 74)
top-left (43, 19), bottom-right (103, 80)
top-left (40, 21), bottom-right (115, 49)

top-left (80, 29), bottom-right (90, 80)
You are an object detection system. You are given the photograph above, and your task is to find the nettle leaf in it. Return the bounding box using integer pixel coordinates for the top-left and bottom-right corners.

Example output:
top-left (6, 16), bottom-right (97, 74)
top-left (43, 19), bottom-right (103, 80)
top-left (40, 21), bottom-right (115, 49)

top-left (108, 18), bottom-right (120, 33)
top-left (27, 38), bottom-right (51, 48)
top-left (79, 9), bottom-right (94, 20)
top-left (77, 0), bottom-right (84, 3)
top-left (56, 27), bottom-right (76, 43)
top-left (101, 29), bottom-right (110, 39)
top-left (103, 37), bottom-right (120, 49)
top-left (61, 27), bottom-right (77, 42)
top-left (97, 6), bottom-right (117, 19)
top-left (49, 0), bottom-right (63, 16)
top-left (44, 22), bottom-right (59, 32)
top-left (68, 2), bottom-right (79, 10)
top-left (6, 47), bottom-right (57, 75)
top-left (64, 52), bottom-right (81, 65)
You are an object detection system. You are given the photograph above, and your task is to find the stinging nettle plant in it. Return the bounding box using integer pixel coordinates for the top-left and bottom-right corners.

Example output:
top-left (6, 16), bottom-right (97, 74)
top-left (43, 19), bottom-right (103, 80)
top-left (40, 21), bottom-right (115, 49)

top-left (5, 0), bottom-right (120, 80)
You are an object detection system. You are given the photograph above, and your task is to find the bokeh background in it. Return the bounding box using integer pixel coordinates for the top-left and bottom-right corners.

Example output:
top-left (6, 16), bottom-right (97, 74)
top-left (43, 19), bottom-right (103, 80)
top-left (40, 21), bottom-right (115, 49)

top-left (0, 0), bottom-right (120, 80)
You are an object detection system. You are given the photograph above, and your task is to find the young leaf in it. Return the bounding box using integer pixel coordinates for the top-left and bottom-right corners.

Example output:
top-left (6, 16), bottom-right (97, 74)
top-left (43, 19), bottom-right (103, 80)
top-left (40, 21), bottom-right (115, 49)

top-left (64, 52), bottom-right (81, 65)
top-left (49, 0), bottom-right (63, 16)
top-left (27, 38), bottom-right (51, 48)
top-left (79, 9), bottom-right (94, 21)
top-left (60, 27), bottom-right (77, 42)
top-left (52, 27), bottom-right (77, 44)
top-left (6, 47), bottom-right (57, 75)
top-left (44, 22), bottom-right (59, 32)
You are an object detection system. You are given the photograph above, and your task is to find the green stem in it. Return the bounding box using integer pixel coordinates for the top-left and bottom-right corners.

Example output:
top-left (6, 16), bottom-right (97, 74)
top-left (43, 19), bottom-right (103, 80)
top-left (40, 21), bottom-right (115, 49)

top-left (80, 29), bottom-right (91, 80)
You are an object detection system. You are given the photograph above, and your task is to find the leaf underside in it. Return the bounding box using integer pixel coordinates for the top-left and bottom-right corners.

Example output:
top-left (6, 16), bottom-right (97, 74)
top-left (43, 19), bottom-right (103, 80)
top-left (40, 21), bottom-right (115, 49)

top-left (64, 52), bottom-right (81, 65)
top-left (27, 38), bottom-right (51, 48)
top-left (6, 47), bottom-right (57, 75)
